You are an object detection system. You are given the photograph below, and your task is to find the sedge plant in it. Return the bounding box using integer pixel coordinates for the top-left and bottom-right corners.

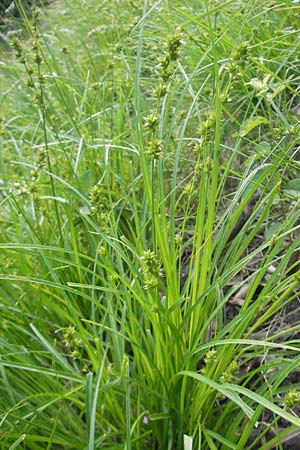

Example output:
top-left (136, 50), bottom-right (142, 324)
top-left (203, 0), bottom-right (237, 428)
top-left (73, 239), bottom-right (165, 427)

top-left (0, 0), bottom-right (300, 449)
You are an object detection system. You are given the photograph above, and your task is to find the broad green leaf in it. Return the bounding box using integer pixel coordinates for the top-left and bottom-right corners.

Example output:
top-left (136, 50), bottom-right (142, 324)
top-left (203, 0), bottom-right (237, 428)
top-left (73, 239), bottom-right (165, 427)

top-left (284, 178), bottom-right (300, 192)
top-left (265, 222), bottom-right (283, 240)
top-left (79, 169), bottom-right (92, 191)
top-left (253, 141), bottom-right (271, 155)
top-left (240, 116), bottom-right (268, 137)
top-left (241, 165), bottom-right (270, 200)
top-left (271, 83), bottom-right (285, 98)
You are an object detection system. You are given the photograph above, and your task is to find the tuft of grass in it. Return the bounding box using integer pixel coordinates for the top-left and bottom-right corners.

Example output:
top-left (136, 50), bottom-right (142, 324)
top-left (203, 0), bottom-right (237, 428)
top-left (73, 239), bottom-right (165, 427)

top-left (1, 0), bottom-right (300, 449)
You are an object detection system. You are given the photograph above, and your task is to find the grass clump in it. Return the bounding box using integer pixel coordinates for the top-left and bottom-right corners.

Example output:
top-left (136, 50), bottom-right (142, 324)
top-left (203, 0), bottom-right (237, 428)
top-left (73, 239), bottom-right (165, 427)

top-left (1, 0), bottom-right (300, 449)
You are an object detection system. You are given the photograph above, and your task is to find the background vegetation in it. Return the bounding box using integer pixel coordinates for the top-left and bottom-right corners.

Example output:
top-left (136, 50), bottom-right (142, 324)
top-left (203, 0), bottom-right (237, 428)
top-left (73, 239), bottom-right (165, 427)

top-left (0, 0), bottom-right (300, 448)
